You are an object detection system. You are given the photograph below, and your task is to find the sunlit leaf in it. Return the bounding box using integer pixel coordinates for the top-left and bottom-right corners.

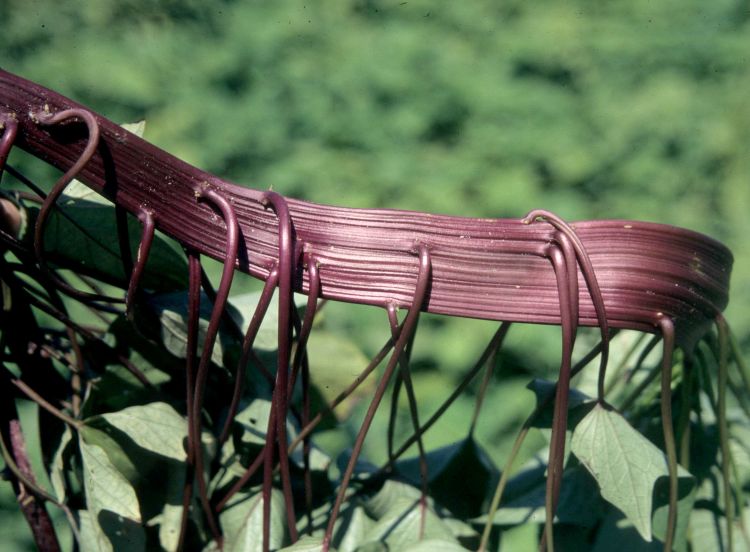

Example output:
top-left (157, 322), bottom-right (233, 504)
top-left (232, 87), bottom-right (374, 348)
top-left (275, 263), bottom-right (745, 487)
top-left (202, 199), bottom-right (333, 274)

top-left (147, 291), bottom-right (228, 366)
top-left (359, 496), bottom-right (458, 549)
top-left (278, 536), bottom-right (328, 551)
top-left (571, 403), bottom-right (694, 541)
top-left (306, 330), bottom-right (374, 424)
top-left (50, 426), bottom-right (74, 503)
top-left (78, 428), bottom-right (145, 551)
top-left (336, 503), bottom-right (375, 552)
top-left (94, 402), bottom-right (187, 462)
top-left (402, 540), bottom-right (470, 552)
top-left (220, 488), bottom-right (287, 551)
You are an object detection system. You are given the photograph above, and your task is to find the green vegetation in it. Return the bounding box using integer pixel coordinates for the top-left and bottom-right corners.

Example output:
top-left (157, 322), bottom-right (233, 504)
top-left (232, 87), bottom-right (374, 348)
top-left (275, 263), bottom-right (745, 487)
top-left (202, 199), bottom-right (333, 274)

top-left (1, 1), bottom-right (749, 550)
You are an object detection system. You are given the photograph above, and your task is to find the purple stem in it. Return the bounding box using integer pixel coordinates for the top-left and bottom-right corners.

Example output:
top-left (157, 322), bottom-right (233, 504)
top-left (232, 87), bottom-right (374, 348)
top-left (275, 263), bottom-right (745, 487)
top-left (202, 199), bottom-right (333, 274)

top-left (541, 243), bottom-right (577, 552)
top-left (191, 186), bottom-right (239, 546)
top-left (177, 251), bottom-right (202, 552)
top-left (524, 210), bottom-right (609, 399)
top-left (32, 108), bottom-right (122, 304)
top-left (125, 209), bottom-right (156, 318)
top-left (0, 113), bottom-right (18, 178)
top-left (384, 303), bottom-right (429, 535)
top-left (322, 245), bottom-right (432, 551)
top-left (658, 315), bottom-right (678, 552)
top-left (260, 191), bottom-right (299, 546)
top-left (218, 265), bottom-right (280, 446)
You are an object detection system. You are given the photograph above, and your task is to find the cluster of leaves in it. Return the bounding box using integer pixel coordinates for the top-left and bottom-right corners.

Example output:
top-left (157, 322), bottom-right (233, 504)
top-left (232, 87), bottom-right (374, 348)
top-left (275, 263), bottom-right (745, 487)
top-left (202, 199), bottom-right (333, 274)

top-left (0, 159), bottom-right (748, 551)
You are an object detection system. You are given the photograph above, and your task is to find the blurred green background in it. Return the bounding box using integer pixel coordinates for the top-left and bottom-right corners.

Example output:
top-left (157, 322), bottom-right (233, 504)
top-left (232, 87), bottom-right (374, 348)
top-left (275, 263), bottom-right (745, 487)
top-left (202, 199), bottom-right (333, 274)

top-left (1, 0), bottom-right (749, 549)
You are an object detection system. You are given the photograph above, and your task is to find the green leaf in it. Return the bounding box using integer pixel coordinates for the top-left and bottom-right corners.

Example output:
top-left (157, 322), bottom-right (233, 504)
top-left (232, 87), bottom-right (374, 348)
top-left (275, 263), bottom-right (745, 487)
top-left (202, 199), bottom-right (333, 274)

top-left (154, 467), bottom-right (188, 552)
top-left (395, 437), bottom-right (498, 518)
top-left (227, 291), bottom-right (307, 352)
top-left (84, 404), bottom-right (191, 550)
top-left (78, 508), bottom-right (146, 552)
top-left (78, 429), bottom-right (145, 551)
top-left (232, 398), bottom-right (331, 473)
top-left (688, 505), bottom-right (750, 552)
top-left (50, 426), bottom-right (74, 502)
top-left (278, 535), bottom-right (327, 551)
top-left (365, 480), bottom-right (424, 519)
top-left (473, 464), bottom-right (602, 527)
top-left (220, 488), bottom-right (288, 552)
top-left (651, 475), bottom-right (695, 551)
top-left (79, 428), bottom-right (141, 521)
top-left (526, 378), bottom-right (595, 429)
top-left (306, 330), bottom-right (374, 426)
top-left (94, 402), bottom-right (187, 462)
top-left (401, 540), bottom-right (469, 552)
top-left (37, 194), bottom-right (187, 293)
top-left (147, 291), bottom-right (229, 366)
top-left (570, 403), bottom-right (694, 541)
top-left (336, 503), bottom-right (375, 552)
top-left (359, 496), bottom-right (458, 549)
top-left (121, 120), bottom-right (146, 138)
top-left (357, 480), bottom-right (465, 548)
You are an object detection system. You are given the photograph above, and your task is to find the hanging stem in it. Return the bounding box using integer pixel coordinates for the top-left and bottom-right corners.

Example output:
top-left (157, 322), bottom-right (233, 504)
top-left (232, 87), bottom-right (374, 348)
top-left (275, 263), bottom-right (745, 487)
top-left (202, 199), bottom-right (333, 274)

top-left (31, 108), bottom-right (123, 304)
top-left (676, 355), bottom-right (694, 470)
top-left (260, 191), bottom-right (299, 547)
top-left (380, 322), bottom-right (512, 472)
top-left (177, 251), bottom-right (202, 552)
top-left (10, 378), bottom-right (81, 429)
top-left (218, 265), bottom-right (279, 446)
top-left (217, 332), bottom-right (399, 514)
top-left (291, 256), bottom-right (321, 530)
top-left (479, 335), bottom-right (610, 552)
top-left (322, 245), bottom-right (432, 552)
top-left (385, 302), bottom-right (429, 538)
top-left (657, 316), bottom-right (678, 552)
top-left (191, 186), bottom-right (239, 547)
top-left (541, 244), bottom-right (577, 552)
top-left (716, 315), bottom-right (734, 551)
top-left (523, 211), bottom-right (609, 401)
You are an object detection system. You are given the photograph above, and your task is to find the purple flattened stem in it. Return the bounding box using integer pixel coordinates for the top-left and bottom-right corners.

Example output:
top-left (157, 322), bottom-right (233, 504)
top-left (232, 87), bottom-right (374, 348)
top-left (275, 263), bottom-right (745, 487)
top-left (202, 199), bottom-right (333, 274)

top-left (289, 255), bottom-right (320, 394)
